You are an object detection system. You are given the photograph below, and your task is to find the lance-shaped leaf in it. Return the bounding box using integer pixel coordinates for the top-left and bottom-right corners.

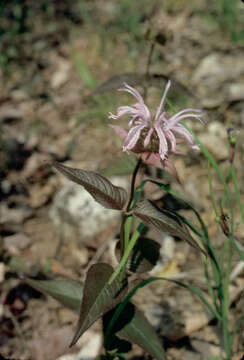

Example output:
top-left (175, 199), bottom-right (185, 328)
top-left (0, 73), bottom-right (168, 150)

top-left (104, 303), bottom-right (165, 360)
top-left (70, 263), bottom-right (128, 347)
top-left (51, 161), bottom-right (127, 210)
top-left (25, 278), bottom-right (83, 311)
top-left (133, 200), bottom-right (205, 254)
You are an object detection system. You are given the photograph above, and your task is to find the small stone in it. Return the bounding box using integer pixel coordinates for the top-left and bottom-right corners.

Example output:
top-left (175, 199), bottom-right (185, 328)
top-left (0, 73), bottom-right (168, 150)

top-left (228, 83), bottom-right (244, 102)
top-left (0, 108), bottom-right (22, 123)
top-left (4, 233), bottom-right (31, 251)
top-left (0, 263), bottom-right (5, 282)
top-left (51, 59), bottom-right (71, 89)
top-left (0, 203), bottom-right (33, 224)
top-left (208, 121), bottom-right (226, 139)
top-left (198, 133), bottom-right (228, 160)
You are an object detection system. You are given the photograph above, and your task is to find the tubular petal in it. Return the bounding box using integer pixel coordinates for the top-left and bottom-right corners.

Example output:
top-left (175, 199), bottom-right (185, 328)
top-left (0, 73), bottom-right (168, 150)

top-left (123, 122), bottom-right (147, 151)
top-left (154, 119), bottom-right (168, 159)
top-left (172, 123), bottom-right (196, 146)
top-left (166, 112), bottom-right (202, 129)
top-left (144, 127), bottom-right (154, 147)
top-left (164, 129), bottom-right (177, 152)
top-left (155, 80), bottom-right (171, 121)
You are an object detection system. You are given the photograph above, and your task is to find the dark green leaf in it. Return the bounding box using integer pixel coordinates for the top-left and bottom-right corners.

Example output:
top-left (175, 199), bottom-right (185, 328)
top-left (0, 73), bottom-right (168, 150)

top-left (51, 161), bottom-right (127, 210)
top-left (70, 263), bottom-right (128, 346)
top-left (115, 237), bottom-right (160, 273)
top-left (104, 303), bottom-right (165, 360)
top-left (134, 200), bottom-right (205, 254)
top-left (25, 278), bottom-right (83, 311)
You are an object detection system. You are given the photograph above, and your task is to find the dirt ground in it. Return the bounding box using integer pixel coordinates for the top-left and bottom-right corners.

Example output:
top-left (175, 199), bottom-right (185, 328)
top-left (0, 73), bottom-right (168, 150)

top-left (1, 1), bottom-right (244, 359)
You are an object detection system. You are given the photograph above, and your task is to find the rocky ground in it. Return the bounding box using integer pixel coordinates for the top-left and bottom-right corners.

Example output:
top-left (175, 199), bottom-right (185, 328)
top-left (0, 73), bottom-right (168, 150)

top-left (1, 1), bottom-right (244, 359)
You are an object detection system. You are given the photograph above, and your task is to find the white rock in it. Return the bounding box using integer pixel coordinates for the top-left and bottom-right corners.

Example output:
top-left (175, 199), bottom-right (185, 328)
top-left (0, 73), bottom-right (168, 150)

top-left (192, 53), bottom-right (244, 107)
top-left (228, 83), bottom-right (244, 102)
top-left (208, 121), bottom-right (226, 139)
top-left (193, 53), bottom-right (244, 85)
top-left (198, 133), bottom-right (228, 160)
top-left (51, 59), bottom-right (71, 89)
top-left (50, 176), bottom-right (128, 239)
top-left (192, 53), bottom-right (223, 84)
top-left (57, 331), bottom-right (102, 360)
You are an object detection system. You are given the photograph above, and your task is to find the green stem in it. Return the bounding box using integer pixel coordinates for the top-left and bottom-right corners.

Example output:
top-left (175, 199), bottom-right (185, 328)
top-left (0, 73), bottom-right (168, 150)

top-left (112, 158), bottom-right (142, 283)
top-left (124, 215), bottom-right (132, 250)
top-left (109, 223), bottom-right (145, 285)
top-left (119, 216), bottom-right (126, 257)
top-left (222, 236), bottom-right (232, 359)
top-left (121, 158), bottom-right (142, 255)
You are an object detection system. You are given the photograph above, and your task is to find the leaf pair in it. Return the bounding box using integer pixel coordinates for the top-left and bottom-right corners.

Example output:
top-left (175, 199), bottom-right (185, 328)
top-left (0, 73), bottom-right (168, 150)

top-left (51, 161), bottom-right (204, 253)
top-left (72, 263), bottom-right (165, 359)
top-left (26, 264), bottom-right (165, 360)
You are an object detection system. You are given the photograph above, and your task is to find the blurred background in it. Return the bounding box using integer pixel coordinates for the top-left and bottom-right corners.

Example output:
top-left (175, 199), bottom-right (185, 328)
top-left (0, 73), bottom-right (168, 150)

top-left (1, 1), bottom-right (244, 359)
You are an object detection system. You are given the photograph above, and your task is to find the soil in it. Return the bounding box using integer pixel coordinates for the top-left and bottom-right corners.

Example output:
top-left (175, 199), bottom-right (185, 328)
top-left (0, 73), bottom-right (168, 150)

top-left (1, 1), bottom-right (244, 359)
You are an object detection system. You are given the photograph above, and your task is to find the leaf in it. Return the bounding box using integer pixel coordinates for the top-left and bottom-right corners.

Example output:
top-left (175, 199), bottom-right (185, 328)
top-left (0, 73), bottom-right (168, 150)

top-left (25, 278), bottom-right (83, 311)
top-left (70, 263), bottom-right (128, 347)
top-left (51, 161), bottom-right (127, 210)
top-left (90, 73), bottom-right (195, 99)
top-left (101, 154), bottom-right (137, 177)
top-left (104, 303), bottom-right (165, 360)
top-left (133, 200), bottom-right (205, 254)
top-left (115, 237), bottom-right (160, 273)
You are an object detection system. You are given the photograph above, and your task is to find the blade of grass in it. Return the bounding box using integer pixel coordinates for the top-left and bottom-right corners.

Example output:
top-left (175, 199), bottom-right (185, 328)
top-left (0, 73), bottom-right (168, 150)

top-left (182, 121), bottom-right (233, 222)
top-left (230, 313), bottom-right (244, 348)
top-left (139, 179), bottom-right (222, 294)
top-left (105, 276), bottom-right (222, 342)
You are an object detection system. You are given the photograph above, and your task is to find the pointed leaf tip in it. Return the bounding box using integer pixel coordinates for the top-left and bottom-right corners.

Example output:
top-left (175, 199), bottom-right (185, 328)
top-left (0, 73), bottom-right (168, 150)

top-left (133, 200), bottom-right (205, 254)
top-left (51, 160), bottom-right (128, 210)
top-left (70, 263), bottom-right (128, 347)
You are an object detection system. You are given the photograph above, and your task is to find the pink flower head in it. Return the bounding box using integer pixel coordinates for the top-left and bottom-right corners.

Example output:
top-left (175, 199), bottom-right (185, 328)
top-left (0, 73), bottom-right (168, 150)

top-left (109, 81), bottom-right (202, 169)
